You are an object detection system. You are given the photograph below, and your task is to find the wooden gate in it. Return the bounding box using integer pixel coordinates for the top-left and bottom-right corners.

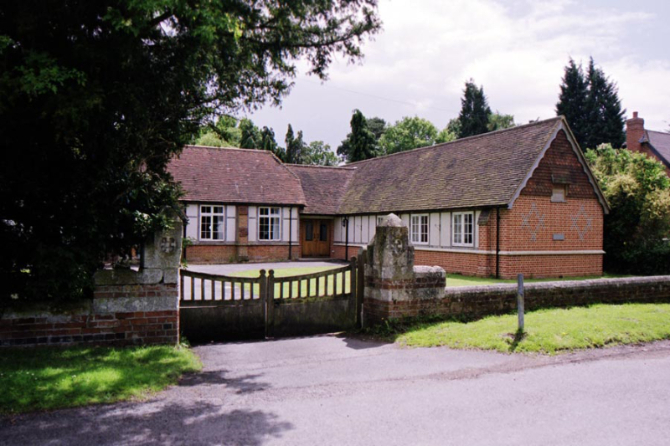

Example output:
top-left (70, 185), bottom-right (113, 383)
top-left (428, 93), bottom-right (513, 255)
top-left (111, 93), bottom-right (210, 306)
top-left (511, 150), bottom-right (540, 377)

top-left (179, 258), bottom-right (361, 343)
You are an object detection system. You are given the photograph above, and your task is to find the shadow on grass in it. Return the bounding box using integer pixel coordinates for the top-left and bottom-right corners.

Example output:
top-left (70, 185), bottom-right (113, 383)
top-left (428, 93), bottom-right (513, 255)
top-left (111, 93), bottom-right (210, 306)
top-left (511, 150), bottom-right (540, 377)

top-left (1, 401), bottom-right (294, 446)
top-left (505, 329), bottom-right (527, 353)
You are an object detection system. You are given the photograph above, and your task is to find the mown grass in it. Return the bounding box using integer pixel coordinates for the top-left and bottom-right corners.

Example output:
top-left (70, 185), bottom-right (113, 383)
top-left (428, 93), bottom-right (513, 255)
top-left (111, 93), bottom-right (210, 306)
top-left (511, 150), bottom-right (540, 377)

top-left (446, 273), bottom-right (628, 287)
top-left (0, 345), bottom-right (202, 414)
top-left (230, 265), bottom-right (351, 297)
top-left (369, 303), bottom-right (670, 354)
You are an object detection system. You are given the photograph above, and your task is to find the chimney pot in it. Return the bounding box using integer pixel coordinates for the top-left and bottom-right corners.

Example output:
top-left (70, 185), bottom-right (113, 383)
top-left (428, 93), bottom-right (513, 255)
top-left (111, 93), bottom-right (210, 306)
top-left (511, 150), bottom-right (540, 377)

top-left (633, 111), bottom-right (638, 118)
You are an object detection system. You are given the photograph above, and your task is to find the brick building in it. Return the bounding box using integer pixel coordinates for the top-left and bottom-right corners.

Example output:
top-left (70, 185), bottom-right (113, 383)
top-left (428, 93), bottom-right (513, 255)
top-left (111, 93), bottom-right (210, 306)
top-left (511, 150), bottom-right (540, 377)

top-left (169, 116), bottom-right (609, 279)
top-left (625, 111), bottom-right (670, 176)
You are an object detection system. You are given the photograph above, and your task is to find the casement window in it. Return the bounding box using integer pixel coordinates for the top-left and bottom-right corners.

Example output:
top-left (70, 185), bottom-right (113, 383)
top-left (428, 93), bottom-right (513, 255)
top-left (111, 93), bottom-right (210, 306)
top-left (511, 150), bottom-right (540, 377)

top-left (453, 212), bottom-right (474, 246)
top-left (259, 207), bottom-right (281, 241)
top-left (200, 205), bottom-right (225, 240)
top-left (551, 185), bottom-right (567, 203)
top-left (410, 214), bottom-right (429, 244)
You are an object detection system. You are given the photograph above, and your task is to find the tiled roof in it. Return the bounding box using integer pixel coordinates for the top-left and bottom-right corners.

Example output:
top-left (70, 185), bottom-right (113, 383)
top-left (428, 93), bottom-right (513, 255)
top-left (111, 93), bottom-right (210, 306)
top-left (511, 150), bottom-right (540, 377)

top-left (286, 165), bottom-right (356, 215)
top-left (337, 117), bottom-right (564, 214)
top-left (168, 146), bottom-right (306, 205)
top-left (646, 130), bottom-right (670, 167)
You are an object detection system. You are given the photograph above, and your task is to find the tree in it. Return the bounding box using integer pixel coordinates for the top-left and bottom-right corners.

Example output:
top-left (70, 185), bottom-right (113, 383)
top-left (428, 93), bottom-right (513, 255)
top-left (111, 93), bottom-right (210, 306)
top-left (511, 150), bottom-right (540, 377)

top-left (585, 144), bottom-right (670, 275)
top-left (260, 126), bottom-right (283, 159)
top-left (285, 125), bottom-right (308, 164)
top-left (556, 59), bottom-right (588, 146)
top-left (239, 119), bottom-right (262, 149)
top-left (338, 109), bottom-right (377, 162)
top-left (366, 117), bottom-right (387, 141)
top-left (584, 59), bottom-right (626, 149)
top-left (436, 127), bottom-right (457, 144)
top-left (487, 112), bottom-right (515, 132)
top-left (457, 80), bottom-right (492, 138)
top-left (378, 117), bottom-right (439, 154)
top-left (303, 141), bottom-right (338, 166)
top-left (0, 0), bottom-right (380, 303)
top-left (556, 58), bottom-right (625, 150)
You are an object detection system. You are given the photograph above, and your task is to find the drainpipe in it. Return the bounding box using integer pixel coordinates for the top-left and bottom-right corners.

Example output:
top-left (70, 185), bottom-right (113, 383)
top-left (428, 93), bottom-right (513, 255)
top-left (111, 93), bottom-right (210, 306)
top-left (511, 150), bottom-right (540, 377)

top-left (496, 207), bottom-right (501, 279)
top-left (288, 207), bottom-right (293, 260)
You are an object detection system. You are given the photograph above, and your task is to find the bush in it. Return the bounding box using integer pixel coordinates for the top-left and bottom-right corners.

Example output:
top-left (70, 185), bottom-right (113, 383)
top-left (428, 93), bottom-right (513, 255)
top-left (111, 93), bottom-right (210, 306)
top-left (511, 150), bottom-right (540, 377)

top-left (585, 145), bottom-right (670, 275)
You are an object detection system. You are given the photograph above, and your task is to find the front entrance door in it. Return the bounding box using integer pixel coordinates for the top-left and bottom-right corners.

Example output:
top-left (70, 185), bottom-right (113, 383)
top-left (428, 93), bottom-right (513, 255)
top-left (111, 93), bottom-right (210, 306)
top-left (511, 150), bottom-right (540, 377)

top-left (301, 219), bottom-right (331, 257)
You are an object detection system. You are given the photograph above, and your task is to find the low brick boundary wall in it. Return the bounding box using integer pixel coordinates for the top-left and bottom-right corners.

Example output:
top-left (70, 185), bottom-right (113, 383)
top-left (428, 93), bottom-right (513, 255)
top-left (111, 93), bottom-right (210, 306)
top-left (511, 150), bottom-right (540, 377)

top-left (364, 276), bottom-right (670, 325)
top-left (1, 219), bottom-right (183, 348)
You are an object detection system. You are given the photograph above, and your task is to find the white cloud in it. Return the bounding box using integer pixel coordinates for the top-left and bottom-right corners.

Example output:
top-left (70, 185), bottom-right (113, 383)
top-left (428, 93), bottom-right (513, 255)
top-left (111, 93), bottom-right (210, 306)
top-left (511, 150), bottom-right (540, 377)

top-left (249, 0), bottom-right (669, 148)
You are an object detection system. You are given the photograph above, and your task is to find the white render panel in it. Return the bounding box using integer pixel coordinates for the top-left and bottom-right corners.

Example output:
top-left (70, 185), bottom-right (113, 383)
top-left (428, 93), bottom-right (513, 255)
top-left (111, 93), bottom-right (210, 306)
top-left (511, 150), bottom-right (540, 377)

top-left (429, 213), bottom-right (440, 246)
top-left (282, 211), bottom-right (290, 242)
top-left (348, 217), bottom-right (355, 242)
top-left (282, 207), bottom-right (290, 218)
top-left (247, 205), bottom-right (257, 242)
top-left (400, 214), bottom-right (410, 228)
top-left (440, 212), bottom-right (451, 247)
top-left (362, 216), bottom-right (370, 243)
top-left (353, 216), bottom-right (360, 244)
top-left (369, 216), bottom-right (376, 241)
top-left (333, 217), bottom-right (342, 242)
top-left (185, 204), bottom-right (199, 240)
top-left (290, 209), bottom-right (299, 242)
top-left (225, 206), bottom-right (236, 242)
top-left (475, 210), bottom-right (481, 248)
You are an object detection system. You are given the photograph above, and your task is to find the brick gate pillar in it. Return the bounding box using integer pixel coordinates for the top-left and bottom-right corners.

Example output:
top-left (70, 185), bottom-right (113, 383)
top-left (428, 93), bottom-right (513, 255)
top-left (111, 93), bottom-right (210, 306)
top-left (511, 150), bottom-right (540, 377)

top-left (92, 218), bottom-right (184, 345)
top-left (363, 214), bottom-right (446, 326)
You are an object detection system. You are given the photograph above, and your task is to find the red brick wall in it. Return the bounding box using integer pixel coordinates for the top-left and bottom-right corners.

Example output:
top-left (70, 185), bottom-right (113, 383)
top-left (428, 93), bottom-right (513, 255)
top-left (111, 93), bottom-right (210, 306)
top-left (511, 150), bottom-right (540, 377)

top-left (0, 311), bottom-right (179, 347)
top-left (186, 243), bottom-right (301, 263)
top-left (364, 276), bottom-right (670, 325)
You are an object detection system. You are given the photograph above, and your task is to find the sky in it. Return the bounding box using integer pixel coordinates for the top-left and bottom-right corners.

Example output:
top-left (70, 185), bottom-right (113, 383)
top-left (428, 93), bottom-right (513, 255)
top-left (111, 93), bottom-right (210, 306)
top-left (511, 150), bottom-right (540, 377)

top-left (246, 0), bottom-right (670, 150)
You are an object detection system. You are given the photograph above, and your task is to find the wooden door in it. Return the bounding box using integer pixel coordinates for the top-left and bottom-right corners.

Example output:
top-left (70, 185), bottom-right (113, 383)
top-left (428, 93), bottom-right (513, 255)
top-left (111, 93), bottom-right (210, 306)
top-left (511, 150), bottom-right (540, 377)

top-left (301, 219), bottom-right (331, 257)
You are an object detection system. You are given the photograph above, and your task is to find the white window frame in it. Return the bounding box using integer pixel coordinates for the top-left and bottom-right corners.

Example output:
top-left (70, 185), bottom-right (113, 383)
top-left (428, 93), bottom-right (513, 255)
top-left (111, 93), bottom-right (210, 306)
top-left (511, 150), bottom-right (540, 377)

top-left (258, 207), bottom-right (282, 241)
top-left (452, 212), bottom-right (474, 247)
top-left (410, 214), bottom-right (429, 245)
top-left (199, 205), bottom-right (225, 241)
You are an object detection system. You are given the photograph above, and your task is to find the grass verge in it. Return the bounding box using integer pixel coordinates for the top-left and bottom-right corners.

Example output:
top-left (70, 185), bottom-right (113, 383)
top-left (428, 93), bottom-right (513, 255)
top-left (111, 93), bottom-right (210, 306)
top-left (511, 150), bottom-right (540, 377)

top-left (0, 345), bottom-right (202, 415)
top-left (367, 303), bottom-right (670, 354)
top-left (230, 265), bottom-right (351, 297)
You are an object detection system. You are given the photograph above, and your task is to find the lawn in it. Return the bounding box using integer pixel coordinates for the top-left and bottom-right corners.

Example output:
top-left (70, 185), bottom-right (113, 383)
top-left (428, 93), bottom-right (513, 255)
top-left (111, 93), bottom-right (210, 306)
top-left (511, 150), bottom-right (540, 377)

top-left (0, 345), bottom-right (201, 414)
top-left (229, 265), bottom-right (351, 298)
top-left (375, 303), bottom-right (670, 354)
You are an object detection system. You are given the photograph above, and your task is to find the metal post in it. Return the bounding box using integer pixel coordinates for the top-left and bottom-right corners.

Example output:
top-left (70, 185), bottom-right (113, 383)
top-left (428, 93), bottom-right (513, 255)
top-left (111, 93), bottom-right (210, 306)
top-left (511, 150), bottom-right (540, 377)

top-left (517, 273), bottom-right (525, 332)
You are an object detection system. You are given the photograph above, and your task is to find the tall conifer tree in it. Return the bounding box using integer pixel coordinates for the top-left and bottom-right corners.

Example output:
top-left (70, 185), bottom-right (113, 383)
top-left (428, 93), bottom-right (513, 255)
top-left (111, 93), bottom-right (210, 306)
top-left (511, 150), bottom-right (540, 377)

top-left (556, 58), bottom-right (625, 150)
top-left (458, 80), bottom-right (492, 138)
top-left (337, 109), bottom-right (377, 162)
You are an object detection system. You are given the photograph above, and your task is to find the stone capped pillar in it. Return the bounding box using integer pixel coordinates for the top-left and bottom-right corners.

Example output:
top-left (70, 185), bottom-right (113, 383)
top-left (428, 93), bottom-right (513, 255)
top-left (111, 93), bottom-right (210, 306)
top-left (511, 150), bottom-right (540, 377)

top-left (363, 214), bottom-right (446, 326)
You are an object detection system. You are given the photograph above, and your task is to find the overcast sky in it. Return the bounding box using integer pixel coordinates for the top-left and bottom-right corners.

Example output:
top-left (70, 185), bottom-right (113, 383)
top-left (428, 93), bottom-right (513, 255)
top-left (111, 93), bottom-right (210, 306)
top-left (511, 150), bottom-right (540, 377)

top-left (246, 0), bottom-right (670, 150)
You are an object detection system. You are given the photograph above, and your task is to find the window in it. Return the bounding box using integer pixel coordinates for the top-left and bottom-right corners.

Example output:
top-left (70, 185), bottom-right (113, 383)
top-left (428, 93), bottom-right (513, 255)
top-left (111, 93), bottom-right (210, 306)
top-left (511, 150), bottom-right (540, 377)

top-left (320, 223), bottom-right (328, 241)
top-left (200, 205), bottom-right (225, 240)
top-left (305, 221), bottom-right (314, 241)
top-left (377, 216), bottom-right (385, 226)
top-left (551, 185), bottom-right (567, 203)
top-left (453, 212), bottom-right (474, 246)
top-left (410, 214), bottom-right (429, 244)
top-left (259, 207), bottom-right (281, 241)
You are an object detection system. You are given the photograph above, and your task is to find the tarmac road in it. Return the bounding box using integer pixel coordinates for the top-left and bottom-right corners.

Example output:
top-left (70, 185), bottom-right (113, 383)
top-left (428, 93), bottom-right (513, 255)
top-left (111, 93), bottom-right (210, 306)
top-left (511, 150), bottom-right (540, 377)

top-left (2, 337), bottom-right (670, 445)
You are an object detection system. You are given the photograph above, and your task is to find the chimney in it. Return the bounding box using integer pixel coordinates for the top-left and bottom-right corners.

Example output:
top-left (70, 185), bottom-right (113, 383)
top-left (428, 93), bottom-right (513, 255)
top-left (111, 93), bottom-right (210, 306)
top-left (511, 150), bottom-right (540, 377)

top-left (626, 111), bottom-right (645, 152)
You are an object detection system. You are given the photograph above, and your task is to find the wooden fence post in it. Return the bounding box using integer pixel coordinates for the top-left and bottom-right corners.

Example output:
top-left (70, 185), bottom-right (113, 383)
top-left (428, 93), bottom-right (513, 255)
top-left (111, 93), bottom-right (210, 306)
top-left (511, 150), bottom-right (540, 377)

top-left (264, 270), bottom-right (276, 339)
top-left (348, 257), bottom-right (358, 326)
top-left (356, 250), bottom-right (365, 328)
top-left (517, 273), bottom-right (525, 332)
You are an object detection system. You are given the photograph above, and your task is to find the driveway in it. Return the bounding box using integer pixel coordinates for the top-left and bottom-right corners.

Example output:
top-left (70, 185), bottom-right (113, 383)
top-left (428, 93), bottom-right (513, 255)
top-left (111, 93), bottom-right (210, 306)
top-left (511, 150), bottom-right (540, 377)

top-left (2, 337), bottom-right (670, 445)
